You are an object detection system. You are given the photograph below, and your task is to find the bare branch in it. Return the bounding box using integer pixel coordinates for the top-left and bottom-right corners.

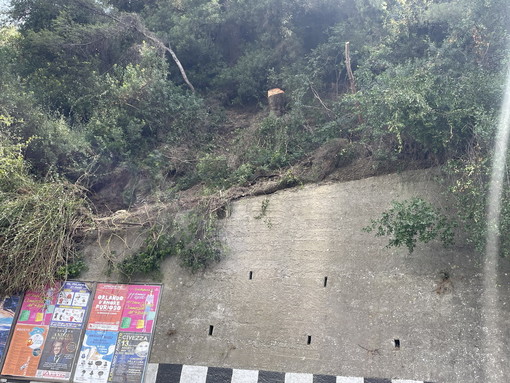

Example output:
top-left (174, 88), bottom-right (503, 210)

top-left (345, 41), bottom-right (356, 94)
top-left (120, 14), bottom-right (195, 92)
top-left (310, 84), bottom-right (334, 117)
top-left (75, 0), bottom-right (195, 91)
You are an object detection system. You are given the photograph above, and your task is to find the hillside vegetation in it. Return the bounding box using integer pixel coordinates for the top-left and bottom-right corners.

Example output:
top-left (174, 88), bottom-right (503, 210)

top-left (1, 0), bottom-right (509, 292)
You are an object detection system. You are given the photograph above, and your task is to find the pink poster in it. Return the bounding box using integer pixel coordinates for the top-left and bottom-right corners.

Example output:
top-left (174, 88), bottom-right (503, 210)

top-left (120, 286), bottom-right (160, 333)
top-left (17, 286), bottom-right (59, 326)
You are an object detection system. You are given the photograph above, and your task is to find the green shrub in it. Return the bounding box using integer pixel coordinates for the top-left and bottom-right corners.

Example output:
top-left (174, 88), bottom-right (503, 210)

top-left (118, 207), bottom-right (222, 279)
top-left (173, 208), bottom-right (222, 272)
top-left (241, 116), bottom-right (301, 170)
top-left (214, 47), bottom-right (275, 104)
top-left (196, 154), bottom-right (231, 188)
top-left (364, 197), bottom-right (456, 253)
top-left (56, 257), bottom-right (88, 279)
top-left (118, 228), bottom-right (179, 279)
top-left (442, 155), bottom-right (510, 258)
top-left (230, 163), bottom-right (256, 185)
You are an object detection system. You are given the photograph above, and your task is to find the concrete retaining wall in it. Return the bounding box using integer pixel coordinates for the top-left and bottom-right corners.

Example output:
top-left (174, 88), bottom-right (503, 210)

top-left (82, 169), bottom-right (510, 382)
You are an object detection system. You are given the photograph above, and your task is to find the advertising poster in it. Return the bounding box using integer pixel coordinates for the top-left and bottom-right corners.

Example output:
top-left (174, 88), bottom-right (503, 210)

top-left (1, 282), bottom-right (161, 383)
top-left (73, 330), bottom-right (118, 383)
top-left (0, 295), bottom-right (21, 361)
top-left (0, 324), bottom-right (47, 378)
top-left (36, 327), bottom-right (81, 381)
top-left (87, 284), bottom-right (129, 332)
top-left (109, 332), bottom-right (151, 383)
top-left (17, 286), bottom-right (58, 326)
top-left (120, 286), bottom-right (160, 333)
top-left (51, 281), bottom-right (92, 329)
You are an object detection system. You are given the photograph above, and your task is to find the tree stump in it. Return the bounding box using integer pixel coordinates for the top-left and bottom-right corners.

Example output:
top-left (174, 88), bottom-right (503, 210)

top-left (268, 88), bottom-right (287, 116)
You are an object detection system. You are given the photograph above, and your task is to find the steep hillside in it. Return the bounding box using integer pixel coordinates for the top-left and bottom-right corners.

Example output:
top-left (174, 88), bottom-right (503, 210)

top-left (1, 0), bottom-right (510, 293)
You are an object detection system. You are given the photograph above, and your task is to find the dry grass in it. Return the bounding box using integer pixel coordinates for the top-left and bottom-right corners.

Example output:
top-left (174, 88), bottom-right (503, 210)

top-left (0, 180), bottom-right (90, 294)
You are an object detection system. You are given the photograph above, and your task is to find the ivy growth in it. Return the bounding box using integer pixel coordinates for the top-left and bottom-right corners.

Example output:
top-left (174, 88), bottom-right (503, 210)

top-left (363, 197), bottom-right (456, 253)
top-left (56, 257), bottom-right (88, 279)
top-left (118, 206), bottom-right (222, 280)
top-left (254, 197), bottom-right (272, 228)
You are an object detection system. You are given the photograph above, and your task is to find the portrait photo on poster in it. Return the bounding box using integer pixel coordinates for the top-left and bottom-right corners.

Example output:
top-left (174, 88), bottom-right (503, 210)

top-left (37, 327), bottom-right (80, 373)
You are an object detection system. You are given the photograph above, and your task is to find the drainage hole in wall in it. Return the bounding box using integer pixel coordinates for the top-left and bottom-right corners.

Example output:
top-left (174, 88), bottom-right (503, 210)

top-left (324, 276), bottom-right (328, 287)
top-left (249, 271), bottom-right (253, 280)
top-left (394, 339), bottom-right (400, 349)
top-left (216, 205), bottom-right (228, 219)
top-left (307, 335), bottom-right (312, 345)
top-left (209, 325), bottom-right (214, 336)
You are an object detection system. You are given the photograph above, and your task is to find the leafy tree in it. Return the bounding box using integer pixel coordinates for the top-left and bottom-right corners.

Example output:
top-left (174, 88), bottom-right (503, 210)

top-left (9, 0), bottom-right (139, 118)
top-left (0, 26), bottom-right (91, 177)
top-left (3, 2), bottom-right (208, 188)
top-left (145, 0), bottom-right (356, 103)
top-left (108, 0), bottom-right (155, 13)
top-left (84, 44), bottom-right (207, 162)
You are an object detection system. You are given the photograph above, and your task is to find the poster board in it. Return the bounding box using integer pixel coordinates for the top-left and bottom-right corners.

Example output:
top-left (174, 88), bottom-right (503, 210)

top-left (0, 282), bottom-right (161, 383)
top-left (75, 283), bottom-right (161, 383)
top-left (0, 282), bottom-right (90, 381)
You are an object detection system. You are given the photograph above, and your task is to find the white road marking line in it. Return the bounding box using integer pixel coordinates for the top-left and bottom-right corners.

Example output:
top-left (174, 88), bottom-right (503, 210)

top-left (144, 363), bottom-right (159, 383)
top-left (231, 368), bottom-right (259, 383)
top-left (285, 372), bottom-right (314, 383)
top-left (180, 365), bottom-right (208, 383)
top-left (336, 377), bottom-right (364, 383)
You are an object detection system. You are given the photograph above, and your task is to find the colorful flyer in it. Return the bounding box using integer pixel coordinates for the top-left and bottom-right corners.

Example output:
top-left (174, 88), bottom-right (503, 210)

top-left (56, 281), bottom-right (91, 308)
top-left (87, 284), bottom-right (129, 332)
top-left (1, 283), bottom-right (161, 383)
top-left (51, 281), bottom-right (92, 329)
top-left (109, 332), bottom-right (151, 383)
top-left (120, 285), bottom-right (160, 333)
top-left (73, 330), bottom-right (118, 383)
top-left (0, 324), bottom-right (48, 378)
top-left (0, 295), bottom-right (21, 360)
top-left (35, 327), bottom-right (81, 381)
top-left (17, 286), bottom-right (58, 326)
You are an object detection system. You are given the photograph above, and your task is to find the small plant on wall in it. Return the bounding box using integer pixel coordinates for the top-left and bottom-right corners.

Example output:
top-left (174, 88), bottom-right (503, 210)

top-left (254, 197), bottom-right (272, 228)
top-left (363, 197), bottom-right (456, 253)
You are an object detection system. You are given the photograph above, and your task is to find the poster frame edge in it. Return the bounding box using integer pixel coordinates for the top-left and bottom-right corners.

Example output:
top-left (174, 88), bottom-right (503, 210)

top-left (0, 292), bottom-right (25, 374)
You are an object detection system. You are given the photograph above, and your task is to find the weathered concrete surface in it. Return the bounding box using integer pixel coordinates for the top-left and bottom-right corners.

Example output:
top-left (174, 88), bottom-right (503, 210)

top-left (82, 169), bottom-right (510, 383)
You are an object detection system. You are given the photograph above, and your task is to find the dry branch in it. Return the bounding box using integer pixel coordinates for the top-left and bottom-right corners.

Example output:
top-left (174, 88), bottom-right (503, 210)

top-left (120, 14), bottom-right (195, 92)
top-left (345, 42), bottom-right (356, 94)
top-left (310, 84), bottom-right (334, 117)
top-left (76, 0), bottom-right (195, 92)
